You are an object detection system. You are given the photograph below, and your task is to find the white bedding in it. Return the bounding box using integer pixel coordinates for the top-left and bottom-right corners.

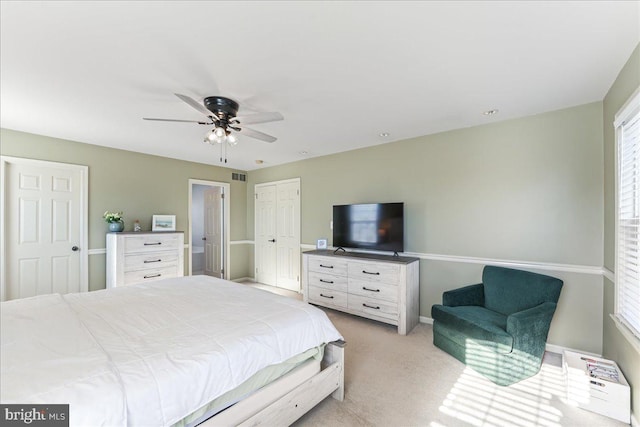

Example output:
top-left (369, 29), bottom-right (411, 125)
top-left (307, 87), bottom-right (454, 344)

top-left (0, 276), bottom-right (343, 426)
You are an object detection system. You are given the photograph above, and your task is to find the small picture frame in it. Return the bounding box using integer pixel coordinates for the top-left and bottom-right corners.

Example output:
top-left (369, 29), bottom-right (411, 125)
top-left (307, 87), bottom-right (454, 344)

top-left (316, 238), bottom-right (328, 249)
top-left (152, 215), bottom-right (176, 231)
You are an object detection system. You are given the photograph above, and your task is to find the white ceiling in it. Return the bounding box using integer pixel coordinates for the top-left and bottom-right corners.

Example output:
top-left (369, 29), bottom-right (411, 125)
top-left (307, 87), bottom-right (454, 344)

top-left (1, 1), bottom-right (639, 171)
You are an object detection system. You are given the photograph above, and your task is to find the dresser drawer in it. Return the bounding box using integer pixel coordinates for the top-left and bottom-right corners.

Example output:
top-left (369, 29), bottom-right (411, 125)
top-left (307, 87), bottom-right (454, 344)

top-left (348, 261), bottom-right (400, 284)
top-left (348, 278), bottom-right (398, 303)
top-left (124, 234), bottom-right (182, 253)
top-left (308, 256), bottom-right (348, 276)
top-left (124, 252), bottom-right (180, 272)
top-left (348, 294), bottom-right (398, 321)
top-left (308, 271), bottom-right (348, 292)
top-left (123, 266), bottom-right (179, 285)
top-left (308, 285), bottom-right (348, 309)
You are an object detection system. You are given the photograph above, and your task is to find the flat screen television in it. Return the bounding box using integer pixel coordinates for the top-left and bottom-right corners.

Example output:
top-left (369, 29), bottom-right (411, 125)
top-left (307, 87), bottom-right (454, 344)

top-left (333, 202), bottom-right (404, 253)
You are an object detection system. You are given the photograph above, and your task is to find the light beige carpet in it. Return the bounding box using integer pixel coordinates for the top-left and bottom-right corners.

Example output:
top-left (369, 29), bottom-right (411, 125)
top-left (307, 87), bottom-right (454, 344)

top-left (242, 282), bottom-right (627, 427)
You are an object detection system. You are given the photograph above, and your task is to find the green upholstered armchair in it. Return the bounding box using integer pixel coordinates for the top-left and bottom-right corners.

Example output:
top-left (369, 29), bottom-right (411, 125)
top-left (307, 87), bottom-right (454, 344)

top-left (431, 266), bottom-right (563, 386)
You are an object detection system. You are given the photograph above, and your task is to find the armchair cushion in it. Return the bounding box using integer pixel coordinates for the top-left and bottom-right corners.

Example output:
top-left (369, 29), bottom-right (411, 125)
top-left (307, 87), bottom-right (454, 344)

top-left (431, 305), bottom-right (512, 353)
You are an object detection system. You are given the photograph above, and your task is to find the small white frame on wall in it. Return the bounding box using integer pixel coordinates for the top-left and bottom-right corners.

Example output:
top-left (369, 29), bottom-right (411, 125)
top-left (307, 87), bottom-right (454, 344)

top-left (152, 215), bottom-right (176, 231)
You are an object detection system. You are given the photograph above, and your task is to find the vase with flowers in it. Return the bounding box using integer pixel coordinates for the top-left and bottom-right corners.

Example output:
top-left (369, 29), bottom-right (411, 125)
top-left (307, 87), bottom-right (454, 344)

top-left (104, 211), bottom-right (124, 232)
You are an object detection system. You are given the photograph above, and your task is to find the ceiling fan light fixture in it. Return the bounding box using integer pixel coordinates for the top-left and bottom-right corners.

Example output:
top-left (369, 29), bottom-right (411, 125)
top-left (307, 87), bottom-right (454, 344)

top-left (205, 129), bottom-right (217, 144)
top-left (214, 127), bottom-right (226, 138)
top-left (227, 134), bottom-right (238, 146)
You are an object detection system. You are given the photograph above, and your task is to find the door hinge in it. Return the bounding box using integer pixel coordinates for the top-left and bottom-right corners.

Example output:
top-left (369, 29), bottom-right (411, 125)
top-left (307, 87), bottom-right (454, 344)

top-left (221, 268), bottom-right (224, 274)
top-left (221, 193), bottom-right (225, 199)
top-left (297, 275), bottom-right (299, 282)
top-left (255, 267), bottom-right (258, 273)
top-left (297, 189), bottom-right (299, 196)
top-left (255, 193), bottom-right (258, 199)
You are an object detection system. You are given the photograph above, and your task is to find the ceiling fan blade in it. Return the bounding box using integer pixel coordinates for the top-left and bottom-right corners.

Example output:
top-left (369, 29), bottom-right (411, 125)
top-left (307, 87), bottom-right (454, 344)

top-left (237, 126), bottom-right (277, 143)
top-left (233, 112), bottom-right (284, 125)
top-left (174, 93), bottom-right (212, 117)
top-left (143, 118), bottom-right (211, 125)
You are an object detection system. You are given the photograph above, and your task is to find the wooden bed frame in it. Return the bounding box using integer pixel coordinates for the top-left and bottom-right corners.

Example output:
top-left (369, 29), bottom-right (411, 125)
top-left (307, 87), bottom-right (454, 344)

top-left (200, 340), bottom-right (345, 426)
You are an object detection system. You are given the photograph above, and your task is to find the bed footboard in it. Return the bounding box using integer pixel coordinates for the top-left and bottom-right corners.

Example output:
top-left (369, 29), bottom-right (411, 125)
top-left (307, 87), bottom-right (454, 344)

top-left (202, 340), bottom-right (345, 427)
top-left (238, 340), bottom-right (345, 426)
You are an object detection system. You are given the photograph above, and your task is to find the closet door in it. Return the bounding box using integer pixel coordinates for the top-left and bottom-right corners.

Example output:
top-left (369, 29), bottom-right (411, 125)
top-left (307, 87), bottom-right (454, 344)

top-left (255, 179), bottom-right (300, 291)
top-left (255, 184), bottom-right (277, 286)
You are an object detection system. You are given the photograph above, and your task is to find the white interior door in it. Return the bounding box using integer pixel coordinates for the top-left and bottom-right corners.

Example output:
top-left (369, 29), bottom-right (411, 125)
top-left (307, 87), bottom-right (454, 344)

top-left (276, 181), bottom-right (301, 291)
top-left (255, 179), bottom-right (300, 291)
top-left (204, 186), bottom-right (223, 278)
top-left (255, 184), bottom-right (277, 286)
top-left (1, 157), bottom-right (88, 301)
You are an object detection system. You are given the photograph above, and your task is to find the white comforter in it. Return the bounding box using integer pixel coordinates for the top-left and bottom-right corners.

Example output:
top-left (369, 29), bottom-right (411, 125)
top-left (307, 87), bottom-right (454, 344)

top-left (1, 276), bottom-right (343, 426)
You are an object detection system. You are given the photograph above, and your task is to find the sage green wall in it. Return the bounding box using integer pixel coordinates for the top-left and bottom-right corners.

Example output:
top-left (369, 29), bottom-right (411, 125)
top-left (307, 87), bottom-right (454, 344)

top-left (602, 43), bottom-right (640, 417)
top-left (0, 128), bottom-right (251, 288)
top-left (248, 102), bottom-right (605, 353)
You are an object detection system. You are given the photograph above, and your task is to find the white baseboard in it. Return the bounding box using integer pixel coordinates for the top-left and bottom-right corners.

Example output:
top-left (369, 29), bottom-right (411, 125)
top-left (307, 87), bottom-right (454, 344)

top-left (419, 316), bottom-right (601, 356)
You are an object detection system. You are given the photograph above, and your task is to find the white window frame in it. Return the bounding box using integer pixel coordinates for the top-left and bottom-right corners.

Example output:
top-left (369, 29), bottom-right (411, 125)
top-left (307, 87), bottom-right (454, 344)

top-left (614, 86), bottom-right (640, 345)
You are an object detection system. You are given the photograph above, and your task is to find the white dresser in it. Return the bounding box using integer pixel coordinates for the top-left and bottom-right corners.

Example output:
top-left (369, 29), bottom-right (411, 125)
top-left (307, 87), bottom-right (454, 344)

top-left (106, 232), bottom-right (184, 288)
top-left (303, 250), bottom-right (420, 335)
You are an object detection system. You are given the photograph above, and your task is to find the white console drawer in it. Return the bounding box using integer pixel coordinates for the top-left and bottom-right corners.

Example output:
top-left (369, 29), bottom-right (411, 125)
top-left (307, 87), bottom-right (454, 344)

top-left (348, 278), bottom-right (398, 303)
top-left (308, 256), bottom-right (348, 276)
top-left (348, 294), bottom-right (398, 321)
top-left (309, 271), bottom-right (348, 292)
top-left (308, 285), bottom-right (348, 309)
top-left (124, 252), bottom-right (180, 272)
top-left (348, 261), bottom-right (400, 284)
top-left (107, 232), bottom-right (184, 288)
top-left (123, 265), bottom-right (180, 285)
top-left (124, 234), bottom-right (181, 253)
top-left (303, 251), bottom-right (419, 335)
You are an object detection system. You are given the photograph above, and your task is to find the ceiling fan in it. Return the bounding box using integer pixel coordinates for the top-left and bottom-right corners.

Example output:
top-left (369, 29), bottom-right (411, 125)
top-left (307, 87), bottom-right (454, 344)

top-left (144, 93), bottom-right (283, 163)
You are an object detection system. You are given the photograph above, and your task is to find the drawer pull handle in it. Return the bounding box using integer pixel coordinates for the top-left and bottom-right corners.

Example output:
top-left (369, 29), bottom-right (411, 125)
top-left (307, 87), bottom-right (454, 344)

top-left (362, 270), bottom-right (380, 275)
top-left (363, 303), bottom-right (380, 310)
top-left (319, 264), bottom-right (334, 269)
top-left (144, 259), bottom-right (162, 263)
top-left (144, 273), bottom-right (162, 279)
top-left (362, 286), bottom-right (380, 292)
top-left (144, 242), bottom-right (162, 246)
top-left (320, 293), bottom-right (334, 299)
top-left (320, 279), bottom-right (334, 284)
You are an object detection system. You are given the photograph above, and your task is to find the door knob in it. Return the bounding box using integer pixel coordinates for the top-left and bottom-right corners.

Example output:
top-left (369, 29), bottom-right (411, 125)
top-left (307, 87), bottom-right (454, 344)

top-left (202, 237), bottom-right (207, 240)
top-left (72, 246), bottom-right (79, 251)
top-left (268, 239), bottom-right (276, 243)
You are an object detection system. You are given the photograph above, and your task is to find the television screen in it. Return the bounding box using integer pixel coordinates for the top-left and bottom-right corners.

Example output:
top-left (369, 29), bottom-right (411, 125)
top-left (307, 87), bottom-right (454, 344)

top-left (333, 203), bottom-right (404, 253)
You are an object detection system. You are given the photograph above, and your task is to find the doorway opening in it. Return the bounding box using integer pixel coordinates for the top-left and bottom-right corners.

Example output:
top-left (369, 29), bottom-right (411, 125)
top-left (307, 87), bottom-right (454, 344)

top-left (188, 179), bottom-right (230, 279)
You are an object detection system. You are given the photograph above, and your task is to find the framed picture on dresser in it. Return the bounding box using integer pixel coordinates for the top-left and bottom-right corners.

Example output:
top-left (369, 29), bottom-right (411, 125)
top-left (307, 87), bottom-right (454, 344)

top-left (152, 214), bottom-right (176, 231)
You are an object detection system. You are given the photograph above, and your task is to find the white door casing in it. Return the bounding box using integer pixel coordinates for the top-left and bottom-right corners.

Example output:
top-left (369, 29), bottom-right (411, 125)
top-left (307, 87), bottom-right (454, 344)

top-left (255, 184), bottom-right (277, 286)
top-left (0, 156), bottom-right (88, 301)
top-left (188, 179), bottom-right (230, 279)
top-left (204, 186), bottom-right (223, 278)
top-left (255, 178), bottom-right (300, 291)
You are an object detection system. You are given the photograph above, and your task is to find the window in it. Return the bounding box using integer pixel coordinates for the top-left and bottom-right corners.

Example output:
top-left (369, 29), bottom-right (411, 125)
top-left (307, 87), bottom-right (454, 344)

top-left (615, 87), bottom-right (640, 339)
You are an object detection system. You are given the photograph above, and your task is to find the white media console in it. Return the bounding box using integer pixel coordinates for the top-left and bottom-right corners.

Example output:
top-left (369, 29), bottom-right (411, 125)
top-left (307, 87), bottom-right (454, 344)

top-left (302, 250), bottom-right (420, 335)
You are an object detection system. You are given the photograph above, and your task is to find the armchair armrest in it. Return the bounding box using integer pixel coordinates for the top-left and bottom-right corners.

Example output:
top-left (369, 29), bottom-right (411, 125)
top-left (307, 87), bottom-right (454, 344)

top-left (443, 283), bottom-right (484, 307)
top-left (507, 302), bottom-right (557, 351)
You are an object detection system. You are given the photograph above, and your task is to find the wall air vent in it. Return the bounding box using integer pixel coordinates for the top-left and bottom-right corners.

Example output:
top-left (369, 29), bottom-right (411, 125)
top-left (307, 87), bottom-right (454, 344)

top-left (232, 173), bottom-right (246, 182)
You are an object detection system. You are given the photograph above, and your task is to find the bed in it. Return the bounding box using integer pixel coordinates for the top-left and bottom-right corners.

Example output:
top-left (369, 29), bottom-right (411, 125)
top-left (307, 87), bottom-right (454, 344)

top-left (0, 275), bottom-right (345, 426)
